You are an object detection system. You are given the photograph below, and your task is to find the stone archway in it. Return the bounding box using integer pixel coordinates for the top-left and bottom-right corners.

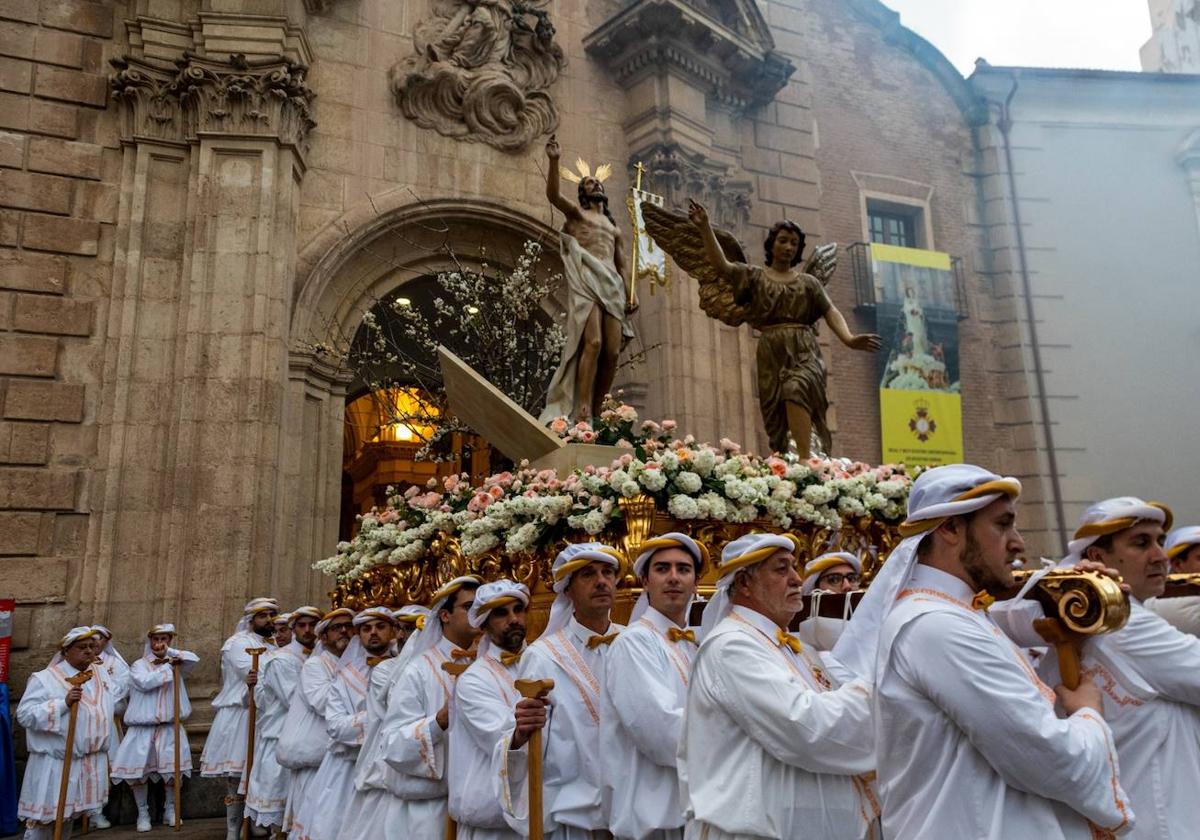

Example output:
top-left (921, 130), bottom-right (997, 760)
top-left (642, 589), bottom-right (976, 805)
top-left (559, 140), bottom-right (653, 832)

top-left (276, 197), bottom-right (565, 605)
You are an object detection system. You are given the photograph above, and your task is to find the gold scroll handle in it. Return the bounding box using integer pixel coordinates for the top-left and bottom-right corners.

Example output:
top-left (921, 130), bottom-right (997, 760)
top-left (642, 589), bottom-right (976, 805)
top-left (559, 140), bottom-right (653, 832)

top-left (1009, 569), bottom-right (1129, 689)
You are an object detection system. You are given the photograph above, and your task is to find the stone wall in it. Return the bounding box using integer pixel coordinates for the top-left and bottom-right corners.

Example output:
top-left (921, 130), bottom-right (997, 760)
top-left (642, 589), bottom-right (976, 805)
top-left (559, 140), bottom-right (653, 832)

top-left (1, 0), bottom-right (123, 684)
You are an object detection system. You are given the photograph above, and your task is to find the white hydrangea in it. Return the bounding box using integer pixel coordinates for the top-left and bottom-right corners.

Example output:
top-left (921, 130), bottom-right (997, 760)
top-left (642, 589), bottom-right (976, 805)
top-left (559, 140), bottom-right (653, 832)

top-left (674, 471), bottom-right (702, 493)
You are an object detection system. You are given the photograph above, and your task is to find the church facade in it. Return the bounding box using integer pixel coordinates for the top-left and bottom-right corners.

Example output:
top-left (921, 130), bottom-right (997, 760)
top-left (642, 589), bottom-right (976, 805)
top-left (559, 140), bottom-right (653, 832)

top-left (2, 0), bottom-right (1047, 687)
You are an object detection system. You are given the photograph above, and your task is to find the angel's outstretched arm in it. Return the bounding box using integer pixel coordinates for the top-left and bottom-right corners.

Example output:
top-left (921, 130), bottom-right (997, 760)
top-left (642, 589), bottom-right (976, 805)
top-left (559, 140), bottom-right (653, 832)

top-left (688, 200), bottom-right (736, 280)
top-left (824, 305), bottom-right (882, 352)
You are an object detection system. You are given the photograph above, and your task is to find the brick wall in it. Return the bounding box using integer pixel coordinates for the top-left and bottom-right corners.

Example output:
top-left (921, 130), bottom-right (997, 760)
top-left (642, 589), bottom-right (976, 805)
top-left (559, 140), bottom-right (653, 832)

top-left (0, 0), bottom-right (121, 683)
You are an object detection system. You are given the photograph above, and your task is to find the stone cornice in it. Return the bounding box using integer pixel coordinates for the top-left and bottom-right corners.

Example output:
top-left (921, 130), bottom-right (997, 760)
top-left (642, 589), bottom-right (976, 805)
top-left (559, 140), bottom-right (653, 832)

top-left (110, 53), bottom-right (316, 153)
top-left (583, 0), bottom-right (794, 110)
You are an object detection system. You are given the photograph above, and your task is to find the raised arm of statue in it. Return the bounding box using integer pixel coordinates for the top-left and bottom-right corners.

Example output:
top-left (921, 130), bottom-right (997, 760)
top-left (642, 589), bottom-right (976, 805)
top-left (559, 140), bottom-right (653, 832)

top-left (544, 135), bottom-right (580, 220)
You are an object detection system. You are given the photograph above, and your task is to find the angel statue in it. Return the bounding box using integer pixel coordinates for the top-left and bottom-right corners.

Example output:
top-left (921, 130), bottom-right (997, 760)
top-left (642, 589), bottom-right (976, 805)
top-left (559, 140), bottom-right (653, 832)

top-left (538, 135), bottom-right (636, 424)
top-left (643, 199), bottom-right (881, 456)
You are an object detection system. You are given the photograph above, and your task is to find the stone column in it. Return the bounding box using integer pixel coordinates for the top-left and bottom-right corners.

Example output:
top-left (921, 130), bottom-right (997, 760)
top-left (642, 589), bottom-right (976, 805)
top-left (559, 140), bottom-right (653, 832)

top-left (93, 24), bottom-right (314, 682)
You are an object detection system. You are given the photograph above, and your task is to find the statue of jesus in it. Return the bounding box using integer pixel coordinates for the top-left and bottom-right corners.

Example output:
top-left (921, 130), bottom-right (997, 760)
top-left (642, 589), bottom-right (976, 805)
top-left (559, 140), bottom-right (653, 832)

top-left (537, 135), bottom-right (635, 424)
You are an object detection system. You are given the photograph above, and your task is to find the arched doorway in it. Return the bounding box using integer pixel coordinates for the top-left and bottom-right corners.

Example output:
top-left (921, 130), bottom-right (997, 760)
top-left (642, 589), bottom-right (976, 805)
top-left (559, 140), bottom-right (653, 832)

top-left (279, 197), bottom-right (566, 596)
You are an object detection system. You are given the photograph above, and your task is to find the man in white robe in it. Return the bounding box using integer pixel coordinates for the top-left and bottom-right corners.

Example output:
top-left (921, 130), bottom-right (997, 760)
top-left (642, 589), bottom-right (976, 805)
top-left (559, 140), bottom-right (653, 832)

top-left (110, 623), bottom-right (198, 831)
top-left (449, 579), bottom-right (530, 840)
top-left (1052, 498), bottom-right (1200, 839)
top-left (602, 533), bottom-right (705, 840)
top-left (681, 533), bottom-right (877, 840)
top-left (244, 606), bottom-right (322, 834)
top-left (17, 627), bottom-right (112, 840)
top-left (200, 596), bottom-right (279, 840)
top-left (278, 609), bottom-right (353, 838)
top-left (795, 551), bottom-right (862, 652)
top-left (292, 607), bottom-right (396, 840)
top-left (272, 615), bottom-right (293, 649)
top-left (500, 542), bottom-right (626, 840)
top-left (338, 577), bottom-right (480, 838)
top-left (832, 464), bottom-right (1134, 839)
top-left (88, 624), bottom-right (129, 829)
top-left (1146, 525), bottom-right (1200, 635)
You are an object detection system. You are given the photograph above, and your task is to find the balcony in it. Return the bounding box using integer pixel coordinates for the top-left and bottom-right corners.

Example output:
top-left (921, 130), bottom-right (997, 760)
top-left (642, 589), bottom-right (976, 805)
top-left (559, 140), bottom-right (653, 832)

top-left (846, 241), bottom-right (969, 322)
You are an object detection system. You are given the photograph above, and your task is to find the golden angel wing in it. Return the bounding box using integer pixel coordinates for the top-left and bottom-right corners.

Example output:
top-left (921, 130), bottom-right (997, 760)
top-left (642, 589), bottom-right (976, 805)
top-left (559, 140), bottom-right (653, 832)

top-left (801, 242), bottom-right (838, 286)
top-left (640, 202), bottom-right (750, 327)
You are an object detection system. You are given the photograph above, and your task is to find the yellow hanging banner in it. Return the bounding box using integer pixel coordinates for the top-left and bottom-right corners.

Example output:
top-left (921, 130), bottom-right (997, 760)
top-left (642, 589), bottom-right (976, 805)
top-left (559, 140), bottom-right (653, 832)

top-left (880, 388), bottom-right (964, 466)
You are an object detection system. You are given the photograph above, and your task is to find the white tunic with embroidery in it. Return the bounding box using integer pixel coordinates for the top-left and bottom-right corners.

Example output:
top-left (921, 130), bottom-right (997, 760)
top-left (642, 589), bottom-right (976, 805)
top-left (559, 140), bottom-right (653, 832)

top-left (17, 662), bottom-right (113, 823)
top-left (680, 606), bottom-right (877, 840)
top-left (335, 654), bottom-right (405, 840)
top-left (278, 646), bottom-right (339, 835)
top-left (110, 650), bottom-right (198, 781)
top-left (290, 657), bottom-right (370, 840)
top-left (94, 651), bottom-right (130, 763)
top-left (494, 617), bottom-right (624, 840)
top-left (200, 630), bottom-right (265, 777)
top-left (602, 607), bottom-right (696, 840)
top-left (1049, 599), bottom-right (1200, 839)
top-left (244, 640), bottom-right (308, 827)
top-left (877, 565), bottom-right (1133, 839)
top-left (449, 644), bottom-right (522, 840)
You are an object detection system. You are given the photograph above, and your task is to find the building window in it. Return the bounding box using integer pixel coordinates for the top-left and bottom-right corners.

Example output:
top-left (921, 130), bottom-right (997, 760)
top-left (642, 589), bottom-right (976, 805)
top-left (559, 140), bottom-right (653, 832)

top-left (867, 200), bottom-right (923, 248)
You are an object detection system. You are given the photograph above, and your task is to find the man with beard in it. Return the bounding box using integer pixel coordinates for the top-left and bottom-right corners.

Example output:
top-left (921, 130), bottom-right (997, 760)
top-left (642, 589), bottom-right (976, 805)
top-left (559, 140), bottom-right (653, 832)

top-left (339, 577), bottom-right (479, 838)
top-left (602, 534), bottom-right (706, 840)
top-left (244, 606), bottom-right (322, 835)
top-left (680, 534), bottom-right (877, 840)
top-left (1047, 498), bottom-right (1200, 839)
top-left (832, 465), bottom-right (1133, 839)
top-left (292, 607), bottom-right (396, 840)
top-left (17, 627), bottom-right (112, 840)
top-left (448, 579), bottom-right (530, 840)
top-left (499, 542), bottom-right (625, 839)
top-left (278, 609), bottom-right (353, 838)
top-left (201, 597), bottom-right (279, 840)
top-left (538, 136), bottom-right (635, 424)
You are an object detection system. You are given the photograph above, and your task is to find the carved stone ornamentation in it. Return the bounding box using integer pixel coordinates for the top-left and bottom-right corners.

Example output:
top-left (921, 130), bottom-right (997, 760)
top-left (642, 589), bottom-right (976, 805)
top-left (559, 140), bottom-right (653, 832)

top-left (639, 144), bottom-right (753, 237)
top-left (111, 53), bottom-right (316, 153)
top-left (389, 0), bottom-right (567, 153)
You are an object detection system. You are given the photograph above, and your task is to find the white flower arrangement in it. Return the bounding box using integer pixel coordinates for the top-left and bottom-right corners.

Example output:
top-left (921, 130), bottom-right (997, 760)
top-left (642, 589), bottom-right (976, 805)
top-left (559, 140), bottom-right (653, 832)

top-left (317, 401), bottom-right (919, 582)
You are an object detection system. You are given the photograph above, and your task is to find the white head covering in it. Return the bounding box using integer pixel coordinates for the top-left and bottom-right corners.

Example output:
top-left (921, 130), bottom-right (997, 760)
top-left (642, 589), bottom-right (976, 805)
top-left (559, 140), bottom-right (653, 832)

top-left (50, 626), bottom-right (100, 667)
top-left (1166, 526), bottom-right (1200, 563)
top-left (288, 606), bottom-right (323, 626)
top-left (699, 532), bottom-right (801, 641)
top-left (467, 579), bottom-right (530, 660)
top-left (1061, 497), bottom-right (1174, 566)
top-left (801, 552), bottom-right (862, 596)
top-left (394, 605), bottom-right (430, 627)
top-left (831, 463), bottom-right (1020, 680)
top-left (273, 613), bottom-right (291, 627)
top-left (313, 607), bottom-right (355, 657)
top-left (336, 605), bottom-right (396, 675)
top-left (628, 533), bottom-right (709, 623)
top-left (394, 576), bottom-right (482, 672)
top-left (228, 597), bottom-right (280, 647)
top-left (142, 623), bottom-right (177, 660)
top-left (545, 543), bottom-right (625, 636)
top-left (91, 624), bottom-right (129, 668)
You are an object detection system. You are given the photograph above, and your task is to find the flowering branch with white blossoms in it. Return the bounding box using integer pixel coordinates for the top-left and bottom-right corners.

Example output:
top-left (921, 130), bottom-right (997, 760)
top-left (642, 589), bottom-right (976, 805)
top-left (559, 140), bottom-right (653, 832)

top-left (317, 400), bottom-right (919, 581)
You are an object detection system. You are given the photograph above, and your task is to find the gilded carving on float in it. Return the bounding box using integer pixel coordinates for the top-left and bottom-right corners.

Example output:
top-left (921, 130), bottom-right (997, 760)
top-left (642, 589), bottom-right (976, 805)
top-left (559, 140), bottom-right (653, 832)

top-left (389, 0), bottom-right (567, 153)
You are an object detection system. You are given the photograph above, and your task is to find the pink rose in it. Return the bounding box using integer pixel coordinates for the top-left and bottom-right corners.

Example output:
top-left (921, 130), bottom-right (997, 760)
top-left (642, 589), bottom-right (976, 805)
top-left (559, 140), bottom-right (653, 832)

top-left (766, 456), bottom-right (787, 477)
top-left (662, 420), bottom-right (678, 431)
top-left (488, 485), bottom-right (505, 500)
top-left (550, 417), bottom-right (569, 435)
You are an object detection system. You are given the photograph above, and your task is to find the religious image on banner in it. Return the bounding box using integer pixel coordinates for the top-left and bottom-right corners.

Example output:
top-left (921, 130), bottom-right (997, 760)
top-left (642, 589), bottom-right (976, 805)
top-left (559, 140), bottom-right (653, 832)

top-left (627, 168), bottom-right (670, 302)
top-left (871, 243), bottom-right (964, 466)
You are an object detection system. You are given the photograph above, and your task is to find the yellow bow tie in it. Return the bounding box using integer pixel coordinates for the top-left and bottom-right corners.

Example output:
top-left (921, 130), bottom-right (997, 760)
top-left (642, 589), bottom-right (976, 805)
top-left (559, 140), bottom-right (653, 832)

top-left (500, 650), bottom-right (522, 667)
top-left (776, 630), bottom-right (803, 655)
top-left (301, 644), bottom-right (314, 656)
top-left (415, 615), bottom-right (426, 631)
top-left (450, 648), bottom-right (476, 661)
top-left (366, 655), bottom-right (390, 667)
top-left (667, 627), bottom-right (697, 644)
top-left (587, 632), bottom-right (619, 650)
top-left (971, 590), bottom-right (995, 613)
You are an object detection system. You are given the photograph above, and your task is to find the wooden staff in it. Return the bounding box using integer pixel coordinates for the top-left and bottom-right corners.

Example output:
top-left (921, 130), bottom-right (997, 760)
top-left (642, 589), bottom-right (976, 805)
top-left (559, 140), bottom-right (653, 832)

top-left (1034, 618), bottom-right (1081, 689)
top-left (514, 679), bottom-right (554, 840)
top-left (54, 670), bottom-right (94, 840)
top-left (440, 661), bottom-right (471, 840)
top-left (171, 659), bottom-right (184, 831)
top-left (241, 647), bottom-right (267, 840)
